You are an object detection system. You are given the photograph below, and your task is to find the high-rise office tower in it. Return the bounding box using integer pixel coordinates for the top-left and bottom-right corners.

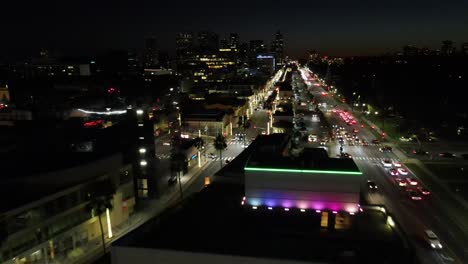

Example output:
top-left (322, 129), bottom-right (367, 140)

top-left (197, 31), bottom-right (219, 52)
top-left (176, 32), bottom-right (194, 60)
top-left (249, 40), bottom-right (266, 54)
top-left (272, 30), bottom-right (284, 66)
top-left (143, 36), bottom-right (159, 68)
top-left (229, 33), bottom-right (239, 49)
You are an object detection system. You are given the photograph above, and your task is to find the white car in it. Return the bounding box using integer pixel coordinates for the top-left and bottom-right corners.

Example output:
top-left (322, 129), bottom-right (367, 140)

top-left (392, 161), bottom-right (402, 167)
top-left (397, 168), bottom-right (409, 175)
top-left (381, 159), bottom-right (392, 168)
top-left (424, 230), bottom-right (443, 249)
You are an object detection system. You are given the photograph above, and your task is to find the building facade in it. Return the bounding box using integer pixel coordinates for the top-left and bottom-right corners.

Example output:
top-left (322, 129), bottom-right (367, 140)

top-left (0, 154), bottom-right (135, 264)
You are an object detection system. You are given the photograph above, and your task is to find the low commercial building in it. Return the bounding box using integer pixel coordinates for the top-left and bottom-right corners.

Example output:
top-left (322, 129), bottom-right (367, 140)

top-left (0, 153), bottom-right (135, 264)
top-left (111, 182), bottom-right (414, 264)
top-left (182, 109), bottom-right (233, 137)
top-left (245, 147), bottom-right (362, 214)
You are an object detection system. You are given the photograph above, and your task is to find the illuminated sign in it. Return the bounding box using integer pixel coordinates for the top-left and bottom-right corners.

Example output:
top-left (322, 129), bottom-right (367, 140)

top-left (191, 154), bottom-right (198, 160)
top-left (256, 55), bottom-right (274, 59)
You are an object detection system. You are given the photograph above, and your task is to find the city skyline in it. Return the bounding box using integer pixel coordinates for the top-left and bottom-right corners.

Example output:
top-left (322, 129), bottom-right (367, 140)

top-left (2, 0), bottom-right (468, 60)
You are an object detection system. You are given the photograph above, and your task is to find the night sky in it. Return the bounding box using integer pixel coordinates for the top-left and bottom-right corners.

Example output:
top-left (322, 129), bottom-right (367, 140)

top-left (2, 0), bottom-right (468, 60)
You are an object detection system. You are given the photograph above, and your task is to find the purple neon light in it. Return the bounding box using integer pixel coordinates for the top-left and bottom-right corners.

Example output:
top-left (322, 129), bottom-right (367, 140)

top-left (245, 197), bottom-right (359, 213)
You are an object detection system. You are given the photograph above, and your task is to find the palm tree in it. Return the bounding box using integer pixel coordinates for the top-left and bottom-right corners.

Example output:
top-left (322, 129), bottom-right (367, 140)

top-left (193, 137), bottom-right (205, 167)
top-left (86, 180), bottom-right (115, 256)
top-left (214, 133), bottom-right (227, 168)
top-left (170, 152), bottom-right (186, 199)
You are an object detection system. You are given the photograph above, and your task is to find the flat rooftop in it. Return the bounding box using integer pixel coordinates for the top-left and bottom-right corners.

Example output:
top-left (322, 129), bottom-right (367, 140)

top-left (248, 145), bottom-right (361, 175)
top-left (114, 183), bottom-right (414, 263)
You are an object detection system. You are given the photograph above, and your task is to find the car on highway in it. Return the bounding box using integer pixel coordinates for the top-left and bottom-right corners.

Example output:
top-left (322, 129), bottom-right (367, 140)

top-left (412, 149), bottom-right (429, 155)
top-left (379, 146), bottom-right (393, 152)
top-left (388, 168), bottom-right (399, 176)
top-left (371, 139), bottom-right (380, 144)
top-left (408, 190), bottom-right (422, 200)
top-left (424, 230), bottom-right (443, 249)
top-left (418, 186), bottom-right (431, 195)
top-left (367, 180), bottom-right (378, 190)
top-left (381, 159), bottom-right (392, 168)
top-left (395, 177), bottom-right (407, 186)
top-left (397, 168), bottom-right (409, 175)
top-left (392, 161), bottom-right (402, 167)
top-left (405, 177), bottom-right (418, 186)
top-left (439, 152), bottom-right (456, 158)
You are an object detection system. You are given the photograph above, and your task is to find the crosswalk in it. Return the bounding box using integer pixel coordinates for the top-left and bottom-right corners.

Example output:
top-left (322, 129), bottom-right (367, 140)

top-left (156, 154), bottom-right (171, 159)
top-left (334, 143), bottom-right (383, 147)
top-left (352, 157), bottom-right (399, 163)
top-left (212, 156), bottom-right (237, 161)
top-left (156, 154), bottom-right (238, 162)
top-left (228, 141), bottom-right (248, 145)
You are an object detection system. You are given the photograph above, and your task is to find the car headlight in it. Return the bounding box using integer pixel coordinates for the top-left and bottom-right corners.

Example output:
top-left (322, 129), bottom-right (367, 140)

top-left (438, 244), bottom-right (442, 248)
top-left (431, 243), bottom-right (435, 248)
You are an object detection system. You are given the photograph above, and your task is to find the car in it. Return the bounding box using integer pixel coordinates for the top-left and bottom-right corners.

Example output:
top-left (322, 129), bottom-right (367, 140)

top-left (382, 159), bottom-right (392, 168)
top-left (439, 152), bottom-right (456, 158)
top-left (371, 139), bottom-right (380, 144)
top-left (418, 186), bottom-right (431, 195)
top-left (424, 230), bottom-right (443, 249)
top-left (362, 141), bottom-right (369, 146)
top-left (379, 146), bottom-right (393, 152)
top-left (261, 131), bottom-right (267, 135)
top-left (389, 168), bottom-right (399, 176)
top-left (392, 161), bottom-right (402, 167)
top-left (412, 149), bottom-right (429, 155)
top-left (352, 129), bottom-right (359, 133)
top-left (406, 177), bottom-right (418, 186)
top-left (397, 168), bottom-right (409, 175)
top-left (367, 180), bottom-right (378, 190)
top-left (408, 190), bottom-right (422, 200)
top-left (395, 177), bottom-right (407, 186)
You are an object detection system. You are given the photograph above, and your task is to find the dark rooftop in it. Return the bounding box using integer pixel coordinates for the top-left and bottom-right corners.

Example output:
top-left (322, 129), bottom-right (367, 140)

top-left (114, 182), bottom-right (414, 263)
top-left (182, 109), bottom-right (225, 122)
top-left (247, 136), bottom-right (361, 174)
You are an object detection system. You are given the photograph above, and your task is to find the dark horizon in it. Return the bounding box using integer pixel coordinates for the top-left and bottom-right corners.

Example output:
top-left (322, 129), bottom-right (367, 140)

top-left (2, 0), bottom-right (468, 61)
